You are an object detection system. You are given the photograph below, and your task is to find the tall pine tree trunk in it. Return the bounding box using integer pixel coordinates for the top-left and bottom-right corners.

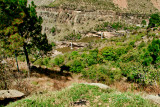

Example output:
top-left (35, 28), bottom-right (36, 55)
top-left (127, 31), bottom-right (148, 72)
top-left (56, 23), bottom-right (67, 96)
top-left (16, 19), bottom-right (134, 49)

top-left (23, 43), bottom-right (30, 77)
top-left (15, 50), bottom-right (19, 72)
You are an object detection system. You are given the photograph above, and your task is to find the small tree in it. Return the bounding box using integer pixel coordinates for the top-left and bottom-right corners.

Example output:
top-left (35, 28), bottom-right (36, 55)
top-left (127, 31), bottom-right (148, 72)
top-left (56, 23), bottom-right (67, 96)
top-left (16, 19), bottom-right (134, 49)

top-left (0, 0), bottom-right (52, 77)
top-left (142, 39), bottom-right (160, 66)
top-left (148, 14), bottom-right (160, 28)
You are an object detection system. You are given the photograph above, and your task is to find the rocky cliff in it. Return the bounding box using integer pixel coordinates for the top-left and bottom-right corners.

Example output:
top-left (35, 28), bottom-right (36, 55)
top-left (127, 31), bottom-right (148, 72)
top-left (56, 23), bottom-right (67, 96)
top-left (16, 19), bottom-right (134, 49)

top-left (36, 7), bottom-right (149, 41)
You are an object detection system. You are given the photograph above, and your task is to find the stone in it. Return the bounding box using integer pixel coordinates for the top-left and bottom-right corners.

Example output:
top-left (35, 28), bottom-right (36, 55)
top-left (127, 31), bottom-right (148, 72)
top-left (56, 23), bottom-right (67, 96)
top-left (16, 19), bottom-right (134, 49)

top-left (144, 95), bottom-right (160, 105)
top-left (83, 83), bottom-right (110, 89)
top-left (0, 90), bottom-right (24, 100)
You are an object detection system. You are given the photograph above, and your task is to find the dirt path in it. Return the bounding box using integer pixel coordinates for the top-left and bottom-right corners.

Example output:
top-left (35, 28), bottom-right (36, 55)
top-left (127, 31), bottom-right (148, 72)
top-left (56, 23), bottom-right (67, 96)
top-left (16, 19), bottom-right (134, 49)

top-left (151, 0), bottom-right (160, 11)
top-left (113, 0), bottom-right (128, 9)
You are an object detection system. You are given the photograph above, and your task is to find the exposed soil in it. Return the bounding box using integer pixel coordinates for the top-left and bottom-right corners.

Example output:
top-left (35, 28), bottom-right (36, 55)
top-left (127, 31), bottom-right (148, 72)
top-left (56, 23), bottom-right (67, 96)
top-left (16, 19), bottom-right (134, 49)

top-left (151, 0), bottom-right (160, 11)
top-left (113, 0), bottom-right (128, 9)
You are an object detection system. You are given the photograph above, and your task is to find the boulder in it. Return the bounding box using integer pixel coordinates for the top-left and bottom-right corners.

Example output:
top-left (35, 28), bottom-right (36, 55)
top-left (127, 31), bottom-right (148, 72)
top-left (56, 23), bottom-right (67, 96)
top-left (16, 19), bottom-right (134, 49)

top-left (0, 90), bottom-right (24, 100)
top-left (83, 83), bottom-right (110, 89)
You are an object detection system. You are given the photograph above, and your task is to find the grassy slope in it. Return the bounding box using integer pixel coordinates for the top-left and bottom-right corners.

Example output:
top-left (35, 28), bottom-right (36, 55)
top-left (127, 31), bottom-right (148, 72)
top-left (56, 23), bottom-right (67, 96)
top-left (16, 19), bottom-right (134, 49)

top-left (6, 84), bottom-right (158, 107)
top-left (47, 0), bottom-right (159, 14)
top-left (127, 0), bottom-right (159, 14)
top-left (49, 0), bottom-right (119, 11)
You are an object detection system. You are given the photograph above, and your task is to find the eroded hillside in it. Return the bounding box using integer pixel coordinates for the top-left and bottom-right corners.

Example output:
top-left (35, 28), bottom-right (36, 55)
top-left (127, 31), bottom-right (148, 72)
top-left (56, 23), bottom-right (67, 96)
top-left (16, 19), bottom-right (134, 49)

top-left (26, 0), bottom-right (160, 41)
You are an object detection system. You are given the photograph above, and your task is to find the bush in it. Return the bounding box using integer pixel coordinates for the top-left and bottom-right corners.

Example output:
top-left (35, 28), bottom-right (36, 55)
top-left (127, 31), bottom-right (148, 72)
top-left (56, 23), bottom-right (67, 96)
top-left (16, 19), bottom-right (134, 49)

top-left (53, 55), bottom-right (64, 66)
top-left (64, 33), bottom-right (81, 40)
top-left (94, 25), bottom-right (105, 31)
top-left (103, 22), bottom-right (109, 27)
top-left (141, 39), bottom-right (160, 66)
top-left (33, 58), bottom-right (43, 66)
top-left (141, 50), bottom-right (153, 66)
top-left (86, 49), bottom-right (99, 66)
top-left (141, 20), bottom-right (146, 26)
top-left (101, 47), bottom-right (118, 61)
top-left (51, 42), bottom-right (56, 47)
top-left (148, 14), bottom-right (160, 28)
top-left (119, 50), bottom-right (140, 62)
top-left (43, 57), bottom-right (50, 66)
top-left (111, 22), bottom-right (123, 30)
top-left (69, 59), bottom-right (84, 73)
top-left (51, 27), bottom-right (56, 33)
top-left (17, 55), bottom-right (26, 62)
top-left (138, 41), bottom-right (146, 49)
top-left (101, 47), bottom-right (126, 61)
top-left (119, 62), bottom-right (144, 83)
top-left (71, 51), bottom-right (79, 59)
top-left (82, 64), bottom-right (122, 84)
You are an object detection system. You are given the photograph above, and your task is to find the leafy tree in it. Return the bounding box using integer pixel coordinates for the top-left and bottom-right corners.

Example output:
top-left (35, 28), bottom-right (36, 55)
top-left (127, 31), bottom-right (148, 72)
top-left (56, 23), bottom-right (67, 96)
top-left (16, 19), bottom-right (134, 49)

top-left (142, 39), bottom-right (160, 66)
top-left (148, 14), bottom-right (160, 28)
top-left (0, 0), bottom-right (52, 77)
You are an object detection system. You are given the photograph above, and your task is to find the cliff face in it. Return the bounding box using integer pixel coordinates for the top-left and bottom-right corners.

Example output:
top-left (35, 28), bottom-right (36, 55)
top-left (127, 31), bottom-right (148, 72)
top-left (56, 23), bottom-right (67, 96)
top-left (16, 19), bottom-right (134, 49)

top-left (36, 7), bottom-right (149, 41)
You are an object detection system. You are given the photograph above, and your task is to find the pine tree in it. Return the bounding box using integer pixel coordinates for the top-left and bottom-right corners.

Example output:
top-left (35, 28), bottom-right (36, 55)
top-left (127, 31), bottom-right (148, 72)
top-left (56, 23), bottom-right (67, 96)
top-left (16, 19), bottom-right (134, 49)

top-left (0, 0), bottom-right (52, 77)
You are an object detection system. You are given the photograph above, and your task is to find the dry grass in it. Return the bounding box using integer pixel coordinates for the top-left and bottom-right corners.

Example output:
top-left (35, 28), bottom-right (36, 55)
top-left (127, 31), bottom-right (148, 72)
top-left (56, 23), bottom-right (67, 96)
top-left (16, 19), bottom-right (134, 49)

top-left (127, 0), bottom-right (159, 14)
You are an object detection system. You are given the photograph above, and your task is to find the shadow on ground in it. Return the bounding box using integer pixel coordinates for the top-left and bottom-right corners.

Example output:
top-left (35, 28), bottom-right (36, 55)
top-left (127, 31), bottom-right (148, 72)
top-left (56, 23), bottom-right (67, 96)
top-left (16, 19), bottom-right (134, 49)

top-left (31, 65), bottom-right (72, 81)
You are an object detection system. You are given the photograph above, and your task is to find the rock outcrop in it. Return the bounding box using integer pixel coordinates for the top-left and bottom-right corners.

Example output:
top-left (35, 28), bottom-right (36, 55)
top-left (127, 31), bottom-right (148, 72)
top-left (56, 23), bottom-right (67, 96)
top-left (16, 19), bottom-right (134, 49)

top-left (36, 7), bottom-right (149, 41)
top-left (0, 90), bottom-right (24, 100)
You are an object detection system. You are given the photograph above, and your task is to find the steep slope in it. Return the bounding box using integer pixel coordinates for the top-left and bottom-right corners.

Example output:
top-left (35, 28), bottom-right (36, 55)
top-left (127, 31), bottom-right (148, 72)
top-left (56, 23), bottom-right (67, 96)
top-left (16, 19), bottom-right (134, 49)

top-left (127, 0), bottom-right (159, 14)
top-left (27, 0), bottom-right (159, 41)
top-left (151, 0), bottom-right (160, 11)
top-left (113, 0), bottom-right (128, 9)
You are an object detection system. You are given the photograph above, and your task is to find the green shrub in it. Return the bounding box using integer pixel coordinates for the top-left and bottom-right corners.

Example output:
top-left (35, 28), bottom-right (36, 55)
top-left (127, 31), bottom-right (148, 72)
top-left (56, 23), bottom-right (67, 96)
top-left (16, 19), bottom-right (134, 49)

top-left (71, 51), bottom-right (79, 59)
top-left (82, 64), bottom-right (122, 84)
top-left (64, 33), bottom-right (81, 40)
top-left (103, 22), bottom-right (109, 27)
top-left (138, 41), bottom-right (146, 49)
top-left (43, 57), bottom-right (50, 66)
top-left (141, 50), bottom-right (153, 66)
top-left (148, 14), bottom-right (160, 28)
top-left (17, 55), bottom-right (26, 62)
top-left (119, 50), bottom-right (140, 62)
top-left (141, 20), bottom-right (146, 26)
top-left (142, 39), bottom-right (160, 66)
top-left (118, 62), bottom-right (152, 84)
top-left (111, 22), bottom-right (123, 30)
top-left (53, 55), bottom-right (64, 66)
top-left (51, 27), bottom-right (56, 33)
top-left (129, 40), bottom-right (136, 47)
top-left (147, 33), bottom-right (156, 37)
top-left (87, 49), bottom-right (99, 65)
top-left (101, 47), bottom-right (126, 61)
top-left (51, 42), bottom-right (56, 47)
top-left (33, 58), bottom-right (43, 66)
top-left (101, 47), bottom-right (118, 61)
top-left (69, 59), bottom-right (84, 73)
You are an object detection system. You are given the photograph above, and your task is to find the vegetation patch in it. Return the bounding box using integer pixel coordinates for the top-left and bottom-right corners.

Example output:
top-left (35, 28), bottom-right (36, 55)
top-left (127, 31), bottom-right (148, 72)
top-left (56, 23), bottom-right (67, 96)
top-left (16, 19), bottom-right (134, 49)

top-left (6, 84), bottom-right (158, 107)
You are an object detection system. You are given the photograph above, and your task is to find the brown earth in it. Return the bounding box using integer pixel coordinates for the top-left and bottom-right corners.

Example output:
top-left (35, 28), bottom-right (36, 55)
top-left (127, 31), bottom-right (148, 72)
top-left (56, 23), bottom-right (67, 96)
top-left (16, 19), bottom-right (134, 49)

top-left (151, 0), bottom-right (160, 11)
top-left (113, 0), bottom-right (128, 9)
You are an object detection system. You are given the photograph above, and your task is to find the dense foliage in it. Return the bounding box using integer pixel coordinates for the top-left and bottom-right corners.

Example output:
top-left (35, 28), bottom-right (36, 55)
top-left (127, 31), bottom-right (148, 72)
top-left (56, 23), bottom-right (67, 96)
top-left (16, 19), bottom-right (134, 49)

top-left (0, 0), bottom-right (52, 76)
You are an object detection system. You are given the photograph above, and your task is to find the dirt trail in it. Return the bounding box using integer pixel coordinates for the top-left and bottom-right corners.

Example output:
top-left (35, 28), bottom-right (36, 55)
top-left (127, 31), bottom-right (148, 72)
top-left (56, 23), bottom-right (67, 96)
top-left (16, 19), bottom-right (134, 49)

top-left (151, 0), bottom-right (160, 11)
top-left (113, 0), bottom-right (128, 9)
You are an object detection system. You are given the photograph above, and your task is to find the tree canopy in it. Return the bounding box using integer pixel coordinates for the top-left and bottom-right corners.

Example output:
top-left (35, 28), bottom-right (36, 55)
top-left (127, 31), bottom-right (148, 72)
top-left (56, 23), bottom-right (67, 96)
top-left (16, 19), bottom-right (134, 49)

top-left (0, 0), bottom-right (52, 76)
top-left (148, 14), bottom-right (160, 28)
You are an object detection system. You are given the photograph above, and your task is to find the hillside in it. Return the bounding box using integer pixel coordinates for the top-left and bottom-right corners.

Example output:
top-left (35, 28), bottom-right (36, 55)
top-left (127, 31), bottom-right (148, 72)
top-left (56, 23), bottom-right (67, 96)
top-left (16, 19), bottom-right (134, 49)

top-left (28, 0), bottom-right (160, 14)
top-left (26, 0), bottom-right (160, 41)
top-left (1, 0), bottom-right (160, 107)
top-left (6, 84), bottom-right (159, 106)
